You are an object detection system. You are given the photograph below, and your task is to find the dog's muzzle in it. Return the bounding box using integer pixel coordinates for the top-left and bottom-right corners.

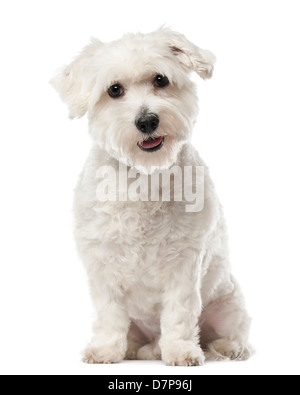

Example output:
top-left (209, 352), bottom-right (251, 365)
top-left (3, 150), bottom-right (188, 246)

top-left (136, 113), bottom-right (164, 152)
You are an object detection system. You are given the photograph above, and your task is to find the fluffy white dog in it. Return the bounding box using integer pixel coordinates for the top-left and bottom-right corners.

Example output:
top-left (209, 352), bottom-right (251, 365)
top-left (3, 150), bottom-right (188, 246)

top-left (51, 28), bottom-right (252, 366)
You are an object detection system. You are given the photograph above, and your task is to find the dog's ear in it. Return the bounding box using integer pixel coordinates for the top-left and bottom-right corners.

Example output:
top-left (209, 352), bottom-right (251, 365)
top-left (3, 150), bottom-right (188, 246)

top-left (50, 38), bottom-right (103, 119)
top-left (162, 29), bottom-right (216, 79)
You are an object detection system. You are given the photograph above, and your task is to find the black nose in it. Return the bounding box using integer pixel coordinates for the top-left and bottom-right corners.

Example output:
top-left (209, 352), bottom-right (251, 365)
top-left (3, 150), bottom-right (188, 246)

top-left (135, 113), bottom-right (159, 134)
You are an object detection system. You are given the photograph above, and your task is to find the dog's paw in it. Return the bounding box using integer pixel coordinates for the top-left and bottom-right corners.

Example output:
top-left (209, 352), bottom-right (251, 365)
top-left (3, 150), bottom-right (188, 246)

top-left (161, 341), bottom-right (205, 367)
top-left (137, 342), bottom-right (161, 360)
top-left (82, 343), bottom-right (125, 364)
top-left (205, 339), bottom-right (254, 361)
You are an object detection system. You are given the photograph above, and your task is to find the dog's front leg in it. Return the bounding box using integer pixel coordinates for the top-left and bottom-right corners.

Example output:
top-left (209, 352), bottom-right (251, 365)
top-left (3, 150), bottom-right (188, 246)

top-left (159, 254), bottom-right (204, 366)
top-left (83, 283), bottom-right (130, 364)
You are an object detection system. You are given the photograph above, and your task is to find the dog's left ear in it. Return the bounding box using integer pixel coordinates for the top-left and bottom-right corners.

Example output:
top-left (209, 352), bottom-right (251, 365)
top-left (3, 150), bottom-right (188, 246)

top-left (162, 29), bottom-right (216, 79)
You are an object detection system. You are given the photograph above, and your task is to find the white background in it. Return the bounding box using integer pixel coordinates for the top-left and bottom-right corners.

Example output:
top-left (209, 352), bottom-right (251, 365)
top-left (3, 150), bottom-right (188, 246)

top-left (0, 0), bottom-right (299, 376)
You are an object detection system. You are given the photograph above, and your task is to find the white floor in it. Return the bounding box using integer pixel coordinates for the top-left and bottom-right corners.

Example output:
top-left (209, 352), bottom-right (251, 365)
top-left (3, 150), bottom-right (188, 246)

top-left (1, 346), bottom-right (298, 376)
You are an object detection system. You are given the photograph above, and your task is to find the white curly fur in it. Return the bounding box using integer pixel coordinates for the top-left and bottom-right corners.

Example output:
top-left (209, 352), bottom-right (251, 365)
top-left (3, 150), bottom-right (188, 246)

top-left (51, 27), bottom-right (252, 366)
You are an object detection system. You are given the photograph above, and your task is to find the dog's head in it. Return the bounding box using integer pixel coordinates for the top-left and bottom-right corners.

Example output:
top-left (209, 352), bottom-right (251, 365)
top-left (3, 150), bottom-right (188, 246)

top-left (51, 28), bottom-right (215, 172)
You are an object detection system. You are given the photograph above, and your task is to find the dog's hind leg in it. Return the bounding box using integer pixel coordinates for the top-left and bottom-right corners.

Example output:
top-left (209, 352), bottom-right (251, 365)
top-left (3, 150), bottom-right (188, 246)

top-left (200, 276), bottom-right (254, 361)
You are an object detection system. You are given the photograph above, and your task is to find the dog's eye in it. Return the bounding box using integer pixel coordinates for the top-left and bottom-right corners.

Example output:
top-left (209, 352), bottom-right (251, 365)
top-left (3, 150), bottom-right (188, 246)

top-left (153, 75), bottom-right (169, 88)
top-left (108, 83), bottom-right (124, 98)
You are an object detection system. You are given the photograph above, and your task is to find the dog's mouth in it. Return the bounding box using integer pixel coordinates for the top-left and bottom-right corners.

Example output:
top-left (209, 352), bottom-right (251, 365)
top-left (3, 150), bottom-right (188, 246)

top-left (138, 136), bottom-right (164, 152)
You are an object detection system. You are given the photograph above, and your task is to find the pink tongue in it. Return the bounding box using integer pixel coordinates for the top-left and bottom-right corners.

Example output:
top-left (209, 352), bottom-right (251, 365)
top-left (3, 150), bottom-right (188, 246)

top-left (141, 136), bottom-right (162, 149)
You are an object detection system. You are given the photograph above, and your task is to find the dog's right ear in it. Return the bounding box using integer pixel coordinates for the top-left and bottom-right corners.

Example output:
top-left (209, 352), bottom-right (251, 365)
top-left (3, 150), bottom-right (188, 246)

top-left (50, 39), bottom-right (103, 119)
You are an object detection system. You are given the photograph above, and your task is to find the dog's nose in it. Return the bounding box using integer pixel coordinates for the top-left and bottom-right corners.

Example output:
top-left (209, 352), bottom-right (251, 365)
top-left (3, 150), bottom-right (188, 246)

top-left (135, 113), bottom-right (159, 134)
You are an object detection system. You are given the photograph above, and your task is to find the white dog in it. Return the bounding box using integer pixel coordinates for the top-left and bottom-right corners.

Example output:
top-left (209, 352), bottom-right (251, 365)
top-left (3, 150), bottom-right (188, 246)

top-left (51, 28), bottom-right (252, 366)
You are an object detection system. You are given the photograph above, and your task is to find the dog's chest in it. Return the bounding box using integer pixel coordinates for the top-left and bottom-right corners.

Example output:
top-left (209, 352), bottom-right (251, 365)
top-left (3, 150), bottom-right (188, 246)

top-left (94, 199), bottom-right (192, 283)
top-left (98, 200), bottom-right (173, 263)
top-left (95, 199), bottom-right (204, 287)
